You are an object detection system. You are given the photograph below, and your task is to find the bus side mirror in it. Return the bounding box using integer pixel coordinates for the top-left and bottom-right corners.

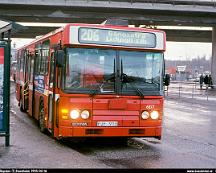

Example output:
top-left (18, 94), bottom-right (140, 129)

top-left (56, 50), bottom-right (65, 67)
top-left (164, 74), bottom-right (170, 86)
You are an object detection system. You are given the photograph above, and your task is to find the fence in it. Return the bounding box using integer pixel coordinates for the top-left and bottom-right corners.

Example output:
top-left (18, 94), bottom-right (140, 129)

top-left (86, 0), bottom-right (216, 7)
top-left (164, 81), bottom-right (216, 101)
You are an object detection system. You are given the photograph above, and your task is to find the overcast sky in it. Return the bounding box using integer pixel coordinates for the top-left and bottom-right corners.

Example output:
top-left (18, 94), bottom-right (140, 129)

top-left (165, 41), bottom-right (212, 60)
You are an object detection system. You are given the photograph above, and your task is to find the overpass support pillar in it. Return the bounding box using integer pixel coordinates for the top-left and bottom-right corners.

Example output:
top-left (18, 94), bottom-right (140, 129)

top-left (212, 27), bottom-right (216, 87)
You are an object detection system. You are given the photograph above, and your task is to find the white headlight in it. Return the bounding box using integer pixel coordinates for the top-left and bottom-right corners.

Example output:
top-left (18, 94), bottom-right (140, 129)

top-left (81, 110), bottom-right (90, 119)
top-left (141, 111), bottom-right (149, 119)
top-left (150, 111), bottom-right (159, 120)
top-left (70, 110), bottom-right (80, 119)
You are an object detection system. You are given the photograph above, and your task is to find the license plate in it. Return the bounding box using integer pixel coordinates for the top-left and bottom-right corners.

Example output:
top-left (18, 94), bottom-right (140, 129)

top-left (97, 121), bottom-right (118, 127)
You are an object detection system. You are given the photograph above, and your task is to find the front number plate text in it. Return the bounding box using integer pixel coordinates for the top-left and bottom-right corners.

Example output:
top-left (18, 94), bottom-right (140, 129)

top-left (97, 121), bottom-right (118, 127)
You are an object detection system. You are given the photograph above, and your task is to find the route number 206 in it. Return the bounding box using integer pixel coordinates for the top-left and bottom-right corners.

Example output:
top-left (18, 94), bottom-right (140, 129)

top-left (80, 28), bottom-right (99, 42)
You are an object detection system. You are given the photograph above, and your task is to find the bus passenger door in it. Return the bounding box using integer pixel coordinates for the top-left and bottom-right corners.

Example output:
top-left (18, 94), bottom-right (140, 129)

top-left (23, 50), bottom-right (30, 111)
top-left (28, 56), bottom-right (35, 116)
top-left (47, 52), bottom-right (55, 133)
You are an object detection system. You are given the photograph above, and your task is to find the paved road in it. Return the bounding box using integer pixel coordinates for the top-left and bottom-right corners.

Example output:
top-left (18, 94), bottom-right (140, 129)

top-left (0, 83), bottom-right (216, 168)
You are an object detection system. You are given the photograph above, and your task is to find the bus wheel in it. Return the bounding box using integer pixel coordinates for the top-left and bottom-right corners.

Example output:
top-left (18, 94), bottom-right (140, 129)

top-left (39, 101), bottom-right (46, 133)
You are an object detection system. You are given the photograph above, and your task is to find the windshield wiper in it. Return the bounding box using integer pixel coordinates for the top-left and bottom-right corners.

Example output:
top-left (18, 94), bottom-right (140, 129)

top-left (121, 60), bottom-right (144, 98)
top-left (137, 80), bottom-right (159, 86)
top-left (89, 81), bottom-right (105, 97)
top-left (121, 73), bottom-right (144, 98)
top-left (90, 74), bottom-right (115, 97)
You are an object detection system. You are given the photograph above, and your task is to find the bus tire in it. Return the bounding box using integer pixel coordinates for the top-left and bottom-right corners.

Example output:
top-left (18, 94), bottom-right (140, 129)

top-left (39, 100), bottom-right (46, 133)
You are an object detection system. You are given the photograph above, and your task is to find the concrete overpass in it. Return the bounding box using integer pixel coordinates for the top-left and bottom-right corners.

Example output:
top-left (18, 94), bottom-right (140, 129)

top-left (1, 0), bottom-right (216, 26)
top-left (0, 0), bottom-right (216, 86)
top-left (0, 0), bottom-right (215, 41)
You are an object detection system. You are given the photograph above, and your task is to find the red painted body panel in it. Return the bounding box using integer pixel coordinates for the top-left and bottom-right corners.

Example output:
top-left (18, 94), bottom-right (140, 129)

top-left (58, 96), bottom-right (163, 137)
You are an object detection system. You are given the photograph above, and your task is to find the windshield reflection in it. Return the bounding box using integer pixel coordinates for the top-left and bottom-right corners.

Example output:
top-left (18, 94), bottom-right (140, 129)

top-left (120, 50), bottom-right (163, 94)
top-left (64, 48), bottom-right (163, 95)
top-left (65, 48), bottom-right (115, 93)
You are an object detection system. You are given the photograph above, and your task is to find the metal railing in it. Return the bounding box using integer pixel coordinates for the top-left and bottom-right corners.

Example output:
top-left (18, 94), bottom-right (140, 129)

top-left (164, 81), bottom-right (216, 101)
top-left (86, 0), bottom-right (216, 7)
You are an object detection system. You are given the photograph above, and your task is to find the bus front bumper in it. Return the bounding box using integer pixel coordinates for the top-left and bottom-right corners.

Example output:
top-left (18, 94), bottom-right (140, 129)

top-left (58, 126), bottom-right (162, 139)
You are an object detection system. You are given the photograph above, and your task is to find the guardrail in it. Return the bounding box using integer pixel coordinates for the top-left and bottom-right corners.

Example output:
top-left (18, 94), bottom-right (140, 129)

top-left (86, 0), bottom-right (216, 7)
top-left (164, 81), bottom-right (216, 101)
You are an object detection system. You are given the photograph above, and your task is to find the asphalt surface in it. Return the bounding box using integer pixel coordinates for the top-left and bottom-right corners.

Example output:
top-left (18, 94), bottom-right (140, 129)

top-left (0, 82), bottom-right (216, 168)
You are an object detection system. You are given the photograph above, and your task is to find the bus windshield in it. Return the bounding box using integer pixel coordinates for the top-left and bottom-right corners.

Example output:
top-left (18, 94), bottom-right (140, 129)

top-left (64, 48), bottom-right (163, 95)
top-left (65, 48), bottom-right (116, 93)
top-left (120, 50), bottom-right (163, 95)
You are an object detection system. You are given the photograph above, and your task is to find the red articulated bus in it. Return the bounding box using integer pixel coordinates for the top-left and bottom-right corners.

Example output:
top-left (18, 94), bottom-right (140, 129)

top-left (16, 21), bottom-right (166, 140)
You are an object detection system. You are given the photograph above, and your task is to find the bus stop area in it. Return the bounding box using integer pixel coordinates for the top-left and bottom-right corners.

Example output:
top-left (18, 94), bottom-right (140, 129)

top-left (0, 2), bottom-right (216, 171)
top-left (0, 81), bottom-right (215, 169)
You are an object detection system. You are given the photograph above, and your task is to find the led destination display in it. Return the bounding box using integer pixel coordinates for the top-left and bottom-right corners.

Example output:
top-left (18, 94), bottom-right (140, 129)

top-left (78, 27), bottom-right (156, 48)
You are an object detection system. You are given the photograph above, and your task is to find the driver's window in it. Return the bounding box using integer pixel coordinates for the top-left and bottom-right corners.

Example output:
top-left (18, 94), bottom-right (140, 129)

top-left (49, 52), bottom-right (55, 88)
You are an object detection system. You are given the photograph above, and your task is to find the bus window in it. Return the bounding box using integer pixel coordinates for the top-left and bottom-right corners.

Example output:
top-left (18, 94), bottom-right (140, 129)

top-left (120, 51), bottom-right (163, 94)
top-left (16, 52), bottom-right (21, 81)
top-left (35, 44), bottom-right (41, 74)
top-left (20, 50), bottom-right (24, 72)
top-left (65, 48), bottom-right (115, 93)
top-left (30, 57), bottom-right (34, 82)
top-left (49, 53), bottom-right (54, 88)
top-left (41, 40), bottom-right (50, 75)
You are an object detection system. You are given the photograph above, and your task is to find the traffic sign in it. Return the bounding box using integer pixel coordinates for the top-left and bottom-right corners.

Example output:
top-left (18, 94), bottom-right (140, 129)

top-left (177, 65), bottom-right (186, 72)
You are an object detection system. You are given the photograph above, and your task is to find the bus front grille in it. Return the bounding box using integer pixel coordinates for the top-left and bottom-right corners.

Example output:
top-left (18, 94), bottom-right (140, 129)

top-left (129, 129), bottom-right (145, 134)
top-left (85, 129), bottom-right (103, 135)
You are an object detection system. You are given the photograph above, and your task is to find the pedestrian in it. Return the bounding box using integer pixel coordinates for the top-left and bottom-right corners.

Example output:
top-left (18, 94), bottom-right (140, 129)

top-left (164, 73), bottom-right (170, 87)
top-left (204, 74), bottom-right (209, 89)
top-left (199, 74), bottom-right (204, 89)
top-left (208, 75), bottom-right (214, 89)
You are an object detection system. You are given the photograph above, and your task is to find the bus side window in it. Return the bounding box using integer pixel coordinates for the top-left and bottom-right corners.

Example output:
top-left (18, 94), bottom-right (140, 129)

top-left (29, 55), bottom-right (34, 82)
top-left (20, 50), bottom-right (24, 73)
top-left (16, 52), bottom-right (20, 80)
top-left (27, 54), bottom-right (32, 81)
top-left (41, 40), bottom-right (50, 75)
top-left (49, 53), bottom-right (54, 88)
top-left (35, 44), bottom-right (41, 74)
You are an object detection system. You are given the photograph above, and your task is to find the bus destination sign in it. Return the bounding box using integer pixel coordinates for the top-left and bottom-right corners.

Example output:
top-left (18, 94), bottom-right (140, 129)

top-left (78, 27), bottom-right (156, 48)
